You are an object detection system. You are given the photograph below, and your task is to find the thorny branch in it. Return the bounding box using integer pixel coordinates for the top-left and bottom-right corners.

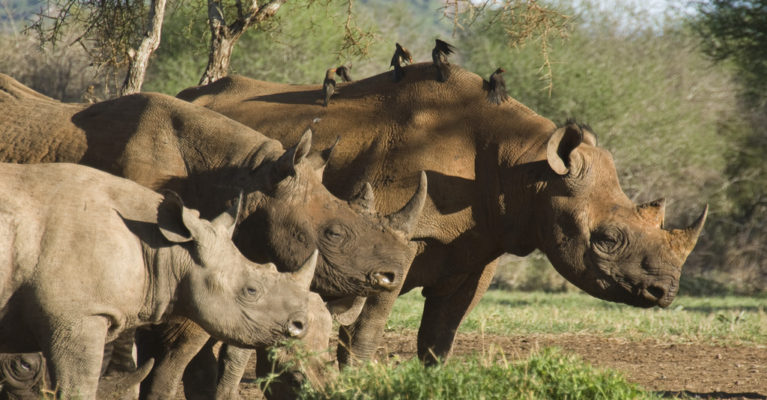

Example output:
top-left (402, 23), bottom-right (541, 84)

top-left (442, 0), bottom-right (570, 95)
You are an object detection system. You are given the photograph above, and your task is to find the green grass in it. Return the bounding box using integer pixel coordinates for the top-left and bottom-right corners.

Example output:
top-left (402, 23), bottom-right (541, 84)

top-left (298, 348), bottom-right (657, 400)
top-left (387, 289), bottom-right (767, 344)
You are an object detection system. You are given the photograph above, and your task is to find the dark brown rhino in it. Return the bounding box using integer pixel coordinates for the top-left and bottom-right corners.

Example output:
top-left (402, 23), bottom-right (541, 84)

top-left (177, 62), bottom-right (708, 366)
top-left (0, 73), bottom-right (426, 398)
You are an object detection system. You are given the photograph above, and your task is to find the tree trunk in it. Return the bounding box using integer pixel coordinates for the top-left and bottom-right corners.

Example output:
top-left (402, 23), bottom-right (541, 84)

top-left (120, 0), bottom-right (167, 96)
top-left (199, 0), bottom-right (286, 86)
top-left (199, 0), bottom-right (237, 86)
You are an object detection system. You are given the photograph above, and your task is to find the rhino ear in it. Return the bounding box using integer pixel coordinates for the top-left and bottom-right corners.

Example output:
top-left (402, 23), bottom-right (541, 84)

top-left (546, 122), bottom-right (583, 175)
top-left (273, 129), bottom-right (313, 180)
top-left (306, 135), bottom-right (339, 179)
top-left (157, 191), bottom-right (194, 243)
top-left (210, 191), bottom-right (242, 238)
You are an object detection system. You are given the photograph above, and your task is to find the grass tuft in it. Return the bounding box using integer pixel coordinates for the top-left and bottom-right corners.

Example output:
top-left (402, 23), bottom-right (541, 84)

top-left (297, 348), bottom-right (657, 400)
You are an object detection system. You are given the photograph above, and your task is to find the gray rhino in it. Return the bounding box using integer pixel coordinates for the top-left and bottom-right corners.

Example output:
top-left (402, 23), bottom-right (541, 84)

top-left (0, 162), bottom-right (317, 399)
top-left (0, 73), bottom-right (426, 398)
top-left (177, 62), bottom-right (708, 367)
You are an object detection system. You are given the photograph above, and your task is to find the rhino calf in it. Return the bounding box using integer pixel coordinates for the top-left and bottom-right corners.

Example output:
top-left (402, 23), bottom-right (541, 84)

top-left (0, 163), bottom-right (317, 399)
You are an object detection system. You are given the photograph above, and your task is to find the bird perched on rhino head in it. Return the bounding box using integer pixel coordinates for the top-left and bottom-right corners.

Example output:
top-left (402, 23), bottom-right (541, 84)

top-left (336, 65), bottom-right (353, 82)
top-left (390, 42), bottom-right (413, 82)
top-left (432, 38), bottom-right (456, 82)
top-left (322, 68), bottom-right (336, 107)
top-left (485, 67), bottom-right (510, 105)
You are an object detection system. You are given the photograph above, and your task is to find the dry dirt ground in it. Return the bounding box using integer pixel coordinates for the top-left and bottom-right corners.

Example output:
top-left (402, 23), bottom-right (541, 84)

top-left (227, 331), bottom-right (767, 399)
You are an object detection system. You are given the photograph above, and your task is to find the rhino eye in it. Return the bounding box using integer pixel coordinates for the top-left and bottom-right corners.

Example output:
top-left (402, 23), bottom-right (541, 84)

top-left (591, 227), bottom-right (625, 254)
top-left (324, 224), bottom-right (345, 240)
top-left (244, 287), bottom-right (259, 298)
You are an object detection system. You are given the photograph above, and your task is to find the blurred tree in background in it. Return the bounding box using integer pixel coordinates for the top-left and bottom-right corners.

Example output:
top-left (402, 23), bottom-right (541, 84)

top-left (688, 0), bottom-right (767, 293)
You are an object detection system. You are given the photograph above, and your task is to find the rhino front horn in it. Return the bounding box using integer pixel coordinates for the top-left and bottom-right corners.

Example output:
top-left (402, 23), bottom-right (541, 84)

top-left (292, 249), bottom-right (318, 289)
top-left (386, 171), bottom-right (427, 239)
top-left (669, 204), bottom-right (708, 259)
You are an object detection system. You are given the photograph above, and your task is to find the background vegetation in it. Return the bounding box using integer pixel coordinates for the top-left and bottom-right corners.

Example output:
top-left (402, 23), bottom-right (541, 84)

top-left (0, 0), bottom-right (765, 294)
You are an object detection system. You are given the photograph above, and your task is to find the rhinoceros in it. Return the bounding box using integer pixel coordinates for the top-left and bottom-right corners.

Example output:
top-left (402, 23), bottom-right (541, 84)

top-left (177, 62), bottom-right (708, 365)
top-left (0, 351), bottom-right (156, 400)
top-left (0, 162), bottom-right (318, 399)
top-left (0, 73), bottom-right (426, 398)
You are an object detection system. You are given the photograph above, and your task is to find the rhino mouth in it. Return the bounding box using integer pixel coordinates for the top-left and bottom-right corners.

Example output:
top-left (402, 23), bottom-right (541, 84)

top-left (622, 278), bottom-right (678, 308)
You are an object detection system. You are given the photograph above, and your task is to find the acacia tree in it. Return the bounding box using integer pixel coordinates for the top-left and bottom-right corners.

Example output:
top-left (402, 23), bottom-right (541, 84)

top-left (198, 0), bottom-right (569, 86)
top-left (30, 0), bottom-right (167, 96)
top-left (199, 0), bottom-right (286, 85)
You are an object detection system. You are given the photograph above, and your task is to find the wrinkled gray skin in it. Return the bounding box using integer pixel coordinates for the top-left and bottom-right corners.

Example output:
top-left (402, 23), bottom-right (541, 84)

top-left (0, 73), bottom-right (425, 398)
top-left (0, 163), bottom-right (317, 399)
top-left (177, 63), bottom-right (708, 366)
top-left (0, 352), bottom-right (155, 400)
top-left (0, 353), bottom-right (45, 400)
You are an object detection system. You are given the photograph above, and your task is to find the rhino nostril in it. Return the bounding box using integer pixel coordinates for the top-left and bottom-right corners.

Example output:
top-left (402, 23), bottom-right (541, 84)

top-left (647, 285), bottom-right (666, 301)
top-left (287, 319), bottom-right (306, 338)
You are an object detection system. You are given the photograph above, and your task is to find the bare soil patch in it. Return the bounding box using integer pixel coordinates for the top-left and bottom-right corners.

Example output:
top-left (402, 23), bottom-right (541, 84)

top-left (375, 331), bottom-right (767, 399)
top-left (225, 332), bottom-right (767, 399)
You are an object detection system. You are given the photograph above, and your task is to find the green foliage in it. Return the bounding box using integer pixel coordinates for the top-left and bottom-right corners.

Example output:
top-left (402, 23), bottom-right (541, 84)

top-left (388, 289), bottom-right (767, 345)
top-left (692, 0), bottom-right (767, 104)
top-left (27, 0), bottom-right (148, 68)
top-left (299, 348), bottom-right (654, 399)
top-left (688, 0), bottom-right (767, 290)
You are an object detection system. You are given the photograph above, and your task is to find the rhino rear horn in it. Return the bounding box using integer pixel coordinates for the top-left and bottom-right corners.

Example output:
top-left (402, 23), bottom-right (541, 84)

top-left (637, 198), bottom-right (666, 229)
top-left (386, 171), bottom-right (427, 239)
top-left (292, 249), bottom-right (318, 289)
top-left (350, 182), bottom-right (375, 214)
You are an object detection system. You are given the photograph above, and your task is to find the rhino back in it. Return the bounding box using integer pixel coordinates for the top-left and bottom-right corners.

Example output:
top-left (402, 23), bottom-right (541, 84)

top-left (0, 163), bottom-right (161, 323)
top-left (0, 74), bottom-right (89, 163)
top-left (0, 74), bottom-right (284, 213)
top-left (179, 64), bottom-right (554, 240)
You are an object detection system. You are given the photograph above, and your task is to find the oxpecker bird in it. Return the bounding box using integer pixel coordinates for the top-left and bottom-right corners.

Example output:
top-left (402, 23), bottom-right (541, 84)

top-left (486, 67), bottom-right (509, 105)
top-left (323, 68), bottom-right (336, 107)
top-left (390, 42), bottom-right (413, 82)
top-left (432, 38), bottom-right (456, 82)
top-left (336, 65), bottom-right (353, 82)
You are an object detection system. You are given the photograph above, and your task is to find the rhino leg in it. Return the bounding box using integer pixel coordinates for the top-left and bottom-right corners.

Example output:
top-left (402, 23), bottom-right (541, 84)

top-left (44, 317), bottom-right (109, 398)
top-left (182, 339), bottom-right (218, 400)
top-left (213, 344), bottom-right (252, 400)
top-left (137, 319), bottom-right (211, 400)
top-left (417, 259), bottom-right (498, 364)
top-left (336, 289), bottom-right (400, 366)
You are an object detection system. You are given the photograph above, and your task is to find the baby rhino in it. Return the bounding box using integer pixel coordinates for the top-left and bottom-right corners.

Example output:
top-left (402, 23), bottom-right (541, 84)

top-left (0, 163), bottom-right (317, 399)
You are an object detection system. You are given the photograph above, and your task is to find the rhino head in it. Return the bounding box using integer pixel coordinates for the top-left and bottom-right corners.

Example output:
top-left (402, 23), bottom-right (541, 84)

top-left (516, 122), bottom-right (706, 308)
top-left (235, 129), bottom-right (425, 298)
top-left (156, 191), bottom-right (316, 347)
top-left (0, 352), bottom-right (46, 400)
